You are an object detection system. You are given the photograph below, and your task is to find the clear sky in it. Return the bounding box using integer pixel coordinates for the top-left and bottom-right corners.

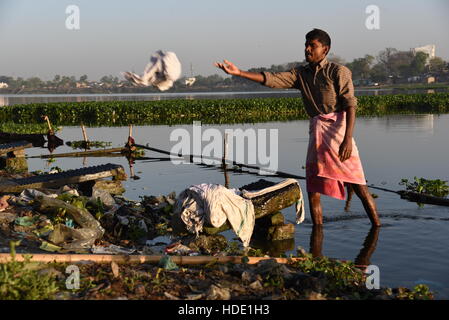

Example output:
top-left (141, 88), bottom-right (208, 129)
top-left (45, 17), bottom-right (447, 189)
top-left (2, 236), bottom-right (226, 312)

top-left (0, 0), bottom-right (448, 80)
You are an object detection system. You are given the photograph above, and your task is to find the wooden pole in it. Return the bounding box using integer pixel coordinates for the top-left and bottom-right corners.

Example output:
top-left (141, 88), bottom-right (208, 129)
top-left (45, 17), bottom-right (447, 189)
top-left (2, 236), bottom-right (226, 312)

top-left (223, 133), bottom-right (230, 188)
top-left (222, 133), bottom-right (228, 165)
top-left (43, 115), bottom-right (53, 133)
top-left (81, 124), bottom-right (89, 144)
top-left (0, 253), bottom-right (305, 265)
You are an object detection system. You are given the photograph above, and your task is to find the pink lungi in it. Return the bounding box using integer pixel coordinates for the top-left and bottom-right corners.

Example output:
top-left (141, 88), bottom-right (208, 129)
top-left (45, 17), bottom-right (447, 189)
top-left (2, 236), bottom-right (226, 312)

top-left (306, 111), bottom-right (366, 200)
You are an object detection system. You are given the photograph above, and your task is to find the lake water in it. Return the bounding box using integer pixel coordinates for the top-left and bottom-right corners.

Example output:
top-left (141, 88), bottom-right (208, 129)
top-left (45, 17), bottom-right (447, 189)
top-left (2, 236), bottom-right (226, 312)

top-left (18, 112), bottom-right (449, 298)
top-left (0, 88), bottom-right (447, 106)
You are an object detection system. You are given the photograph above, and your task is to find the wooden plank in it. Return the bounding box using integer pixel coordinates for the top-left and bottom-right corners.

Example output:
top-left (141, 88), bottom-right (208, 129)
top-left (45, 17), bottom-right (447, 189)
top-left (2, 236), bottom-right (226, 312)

top-left (398, 190), bottom-right (449, 206)
top-left (0, 141), bottom-right (33, 155)
top-left (0, 163), bottom-right (126, 193)
top-left (28, 147), bottom-right (127, 159)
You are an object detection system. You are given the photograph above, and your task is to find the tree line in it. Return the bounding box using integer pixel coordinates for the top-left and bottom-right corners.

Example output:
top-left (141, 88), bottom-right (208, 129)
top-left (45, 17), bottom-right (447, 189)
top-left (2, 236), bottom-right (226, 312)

top-left (1, 48), bottom-right (448, 93)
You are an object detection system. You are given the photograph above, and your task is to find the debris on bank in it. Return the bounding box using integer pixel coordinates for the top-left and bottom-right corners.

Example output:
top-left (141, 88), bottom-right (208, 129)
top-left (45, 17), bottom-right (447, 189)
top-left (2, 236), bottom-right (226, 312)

top-left (0, 167), bottom-right (434, 300)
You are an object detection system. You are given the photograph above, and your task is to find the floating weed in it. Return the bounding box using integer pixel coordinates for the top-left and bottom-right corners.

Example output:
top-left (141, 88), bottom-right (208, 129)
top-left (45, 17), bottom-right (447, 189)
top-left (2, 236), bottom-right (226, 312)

top-left (66, 140), bottom-right (112, 149)
top-left (1, 93), bottom-right (449, 128)
top-left (400, 177), bottom-right (449, 197)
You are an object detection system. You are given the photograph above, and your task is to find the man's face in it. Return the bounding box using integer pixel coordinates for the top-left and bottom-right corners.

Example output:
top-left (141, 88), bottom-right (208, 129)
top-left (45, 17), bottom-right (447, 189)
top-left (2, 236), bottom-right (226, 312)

top-left (305, 39), bottom-right (329, 64)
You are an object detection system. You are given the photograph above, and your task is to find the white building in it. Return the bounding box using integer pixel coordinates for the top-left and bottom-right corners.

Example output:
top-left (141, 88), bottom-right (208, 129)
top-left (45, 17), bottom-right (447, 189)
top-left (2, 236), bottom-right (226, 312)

top-left (412, 45), bottom-right (436, 65)
top-left (0, 82), bottom-right (9, 89)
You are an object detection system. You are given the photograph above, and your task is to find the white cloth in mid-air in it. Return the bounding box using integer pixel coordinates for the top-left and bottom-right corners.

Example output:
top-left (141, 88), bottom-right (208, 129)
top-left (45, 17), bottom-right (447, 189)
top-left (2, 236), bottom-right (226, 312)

top-left (123, 50), bottom-right (181, 91)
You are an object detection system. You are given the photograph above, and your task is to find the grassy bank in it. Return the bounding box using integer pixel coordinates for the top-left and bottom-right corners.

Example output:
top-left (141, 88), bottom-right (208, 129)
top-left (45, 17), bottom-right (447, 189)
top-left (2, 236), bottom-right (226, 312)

top-left (1, 93), bottom-right (449, 129)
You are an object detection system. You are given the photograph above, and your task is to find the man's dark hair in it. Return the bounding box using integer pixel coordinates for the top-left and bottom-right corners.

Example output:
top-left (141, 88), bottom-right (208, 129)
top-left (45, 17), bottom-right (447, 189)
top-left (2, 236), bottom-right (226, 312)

top-left (306, 28), bottom-right (331, 49)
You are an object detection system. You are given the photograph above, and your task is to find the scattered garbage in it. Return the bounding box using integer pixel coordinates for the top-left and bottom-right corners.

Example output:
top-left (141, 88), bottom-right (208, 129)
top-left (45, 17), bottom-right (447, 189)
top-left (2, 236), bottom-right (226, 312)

top-left (91, 244), bottom-right (136, 255)
top-left (206, 284), bottom-right (231, 300)
top-left (0, 195), bottom-right (10, 211)
top-left (165, 241), bottom-right (198, 256)
top-left (15, 216), bottom-right (39, 227)
top-left (39, 240), bottom-right (62, 252)
top-left (0, 163), bottom-right (436, 300)
top-left (0, 211), bottom-right (16, 223)
top-left (91, 189), bottom-right (115, 209)
top-left (145, 236), bottom-right (171, 246)
top-left (33, 224), bottom-right (54, 237)
top-left (159, 255), bottom-right (179, 270)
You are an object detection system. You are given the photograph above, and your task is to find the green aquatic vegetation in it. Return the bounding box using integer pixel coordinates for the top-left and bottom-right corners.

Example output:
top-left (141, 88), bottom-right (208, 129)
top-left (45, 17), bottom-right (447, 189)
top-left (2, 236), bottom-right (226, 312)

top-left (0, 241), bottom-right (60, 300)
top-left (0, 122), bottom-right (60, 134)
top-left (399, 177), bottom-right (449, 197)
top-left (1, 93), bottom-right (448, 128)
top-left (292, 253), bottom-right (365, 294)
top-left (395, 284), bottom-right (434, 300)
top-left (31, 167), bottom-right (64, 175)
top-left (66, 140), bottom-right (112, 149)
top-left (131, 147), bottom-right (146, 158)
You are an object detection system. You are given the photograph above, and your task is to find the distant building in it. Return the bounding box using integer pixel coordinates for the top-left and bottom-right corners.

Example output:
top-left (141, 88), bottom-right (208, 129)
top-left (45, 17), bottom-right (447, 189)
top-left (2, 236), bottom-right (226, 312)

top-left (425, 76), bottom-right (436, 84)
top-left (76, 82), bottom-right (90, 88)
top-left (407, 76), bottom-right (421, 83)
top-left (185, 77), bottom-right (196, 86)
top-left (0, 82), bottom-right (9, 89)
top-left (412, 45), bottom-right (436, 65)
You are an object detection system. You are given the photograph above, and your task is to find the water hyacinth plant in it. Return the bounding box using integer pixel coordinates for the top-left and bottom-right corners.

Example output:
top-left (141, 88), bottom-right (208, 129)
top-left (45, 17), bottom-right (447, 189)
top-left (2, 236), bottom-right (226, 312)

top-left (399, 177), bottom-right (449, 198)
top-left (0, 93), bottom-right (448, 129)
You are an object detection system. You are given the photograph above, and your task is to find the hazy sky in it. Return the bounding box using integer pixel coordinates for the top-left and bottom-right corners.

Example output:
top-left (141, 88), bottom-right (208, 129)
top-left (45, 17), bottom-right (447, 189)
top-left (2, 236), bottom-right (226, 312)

top-left (1, 0), bottom-right (448, 80)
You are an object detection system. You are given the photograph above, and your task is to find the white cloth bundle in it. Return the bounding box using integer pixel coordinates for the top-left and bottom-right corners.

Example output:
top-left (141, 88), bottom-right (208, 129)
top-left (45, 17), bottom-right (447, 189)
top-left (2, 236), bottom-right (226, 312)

top-left (175, 184), bottom-right (255, 247)
top-left (123, 50), bottom-right (181, 91)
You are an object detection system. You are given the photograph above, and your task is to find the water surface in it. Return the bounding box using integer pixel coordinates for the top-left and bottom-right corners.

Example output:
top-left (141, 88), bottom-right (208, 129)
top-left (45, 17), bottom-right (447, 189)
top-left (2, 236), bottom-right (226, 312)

top-left (19, 113), bottom-right (449, 298)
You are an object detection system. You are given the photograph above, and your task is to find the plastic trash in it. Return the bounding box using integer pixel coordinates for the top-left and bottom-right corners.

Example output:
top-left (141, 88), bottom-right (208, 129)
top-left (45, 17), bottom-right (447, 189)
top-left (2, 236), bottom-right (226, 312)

top-left (48, 224), bottom-right (101, 250)
top-left (158, 255), bottom-right (179, 270)
top-left (39, 240), bottom-right (62, 252)
top-left (0, 211), bottom-right (16, 223)
top-left (65, 218), bottom-right (75, 228)
top-left (31, 196), bottom-right (106, 251)
top-left (18, 189), bottom-right (58, 203)
top-left (164, 241), bottom-right (197, 256)
top-left (0, 195), bottom-right (11, 212)
top-left (14, 216), bottom-right (39, 227)
top-left (138, 220), bottom-right (148, 233)
top-left (58, 185), bottom-right (79, 197)
top-left (91, 189), bottom-right (116, 209)
top-left (91, 244), bottom-right (136, 255)
top-left (145, 236), bottom-right (171, 246)
top-left (116, 215), bottom-right (129, 226)
top-left (33, 224), bottom-right (54, 237)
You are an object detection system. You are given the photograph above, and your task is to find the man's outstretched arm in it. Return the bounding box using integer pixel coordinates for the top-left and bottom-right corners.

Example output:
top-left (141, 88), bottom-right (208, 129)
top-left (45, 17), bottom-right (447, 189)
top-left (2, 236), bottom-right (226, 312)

top-left (214, 60), bottom-right (264, 83)
top-left (215, 59), bottom-right (298, 89)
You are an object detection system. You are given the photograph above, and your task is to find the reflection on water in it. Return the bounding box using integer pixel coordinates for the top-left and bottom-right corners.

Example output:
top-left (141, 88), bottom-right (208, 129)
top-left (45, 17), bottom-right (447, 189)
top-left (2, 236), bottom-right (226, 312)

top-left (309, 225), bottom-right (379, 267)
top-left (377, 114), bottom-right (434, 135)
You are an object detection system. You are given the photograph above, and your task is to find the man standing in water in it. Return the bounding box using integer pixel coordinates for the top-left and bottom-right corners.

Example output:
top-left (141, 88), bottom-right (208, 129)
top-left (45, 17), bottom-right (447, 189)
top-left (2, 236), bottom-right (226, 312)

top-left (215, 28), bottom-right (381, 226)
